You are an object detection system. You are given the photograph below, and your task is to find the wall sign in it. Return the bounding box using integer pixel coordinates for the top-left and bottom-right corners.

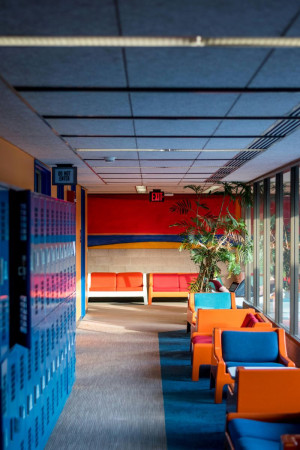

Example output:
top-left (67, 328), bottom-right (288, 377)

top-left (149, 190), bottom-right (164, 202)
top-left (52, 165), bottom-right (77, 185)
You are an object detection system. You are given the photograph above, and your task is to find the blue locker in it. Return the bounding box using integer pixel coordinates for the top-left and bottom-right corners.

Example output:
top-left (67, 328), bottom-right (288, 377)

top-left (2, 345), bottom-right (28, 450)
top-left (0, 190), bottom-right (9, 362)
top-left (0, 358), bottom-right (9, 450)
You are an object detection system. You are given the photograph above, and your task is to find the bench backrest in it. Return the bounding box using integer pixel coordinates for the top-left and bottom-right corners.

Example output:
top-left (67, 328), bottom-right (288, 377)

top-left (196, 308), bottom-right (256, 333)
top-left (152, 273), bottom-right (198, 292)
top-left (194, 292), bottom-right (232, 310)
top-left (90, 272), bottom-right (116, 291)
top-left (116, 272), bottom-right (143, 291)
top-left (221, 330), bottom-right (279, 362)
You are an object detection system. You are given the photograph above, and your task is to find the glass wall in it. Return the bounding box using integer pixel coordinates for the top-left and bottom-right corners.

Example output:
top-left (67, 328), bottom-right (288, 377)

top-left (258, 182), bottom-right (264, 309)
top-left (250, 164), bottom-right (299, 339)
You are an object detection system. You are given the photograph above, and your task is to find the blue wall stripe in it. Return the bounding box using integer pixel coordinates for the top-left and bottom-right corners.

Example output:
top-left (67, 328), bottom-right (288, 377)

top-left (88, 235), bottom-right (182, 247)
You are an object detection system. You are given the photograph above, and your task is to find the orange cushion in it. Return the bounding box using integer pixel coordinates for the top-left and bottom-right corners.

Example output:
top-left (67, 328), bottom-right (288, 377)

top-left (90, 273), bottom-right (116, 291)
top-left (153, 274), bottom-right (179, 292)
top-left (178, 273), bottom-right (198, 291)
top-left (116, 272), bottom-right (143, 291)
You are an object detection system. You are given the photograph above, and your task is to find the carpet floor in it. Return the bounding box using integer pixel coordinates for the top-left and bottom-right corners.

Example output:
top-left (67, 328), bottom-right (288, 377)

top-left (45, 301), bottom-right (226, 450)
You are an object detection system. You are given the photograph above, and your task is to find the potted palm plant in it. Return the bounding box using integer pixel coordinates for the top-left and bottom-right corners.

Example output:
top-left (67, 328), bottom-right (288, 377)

top-left (170, 183), bottom-right (253, 292)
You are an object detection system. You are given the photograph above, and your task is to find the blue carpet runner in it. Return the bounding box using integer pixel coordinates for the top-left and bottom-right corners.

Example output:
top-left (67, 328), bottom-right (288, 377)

top-left (159, 329), bottom-right (226, 449)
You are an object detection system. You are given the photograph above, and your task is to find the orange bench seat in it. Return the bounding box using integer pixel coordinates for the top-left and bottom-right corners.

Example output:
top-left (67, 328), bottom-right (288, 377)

top-left (88, 272), bottom-right (148, 304)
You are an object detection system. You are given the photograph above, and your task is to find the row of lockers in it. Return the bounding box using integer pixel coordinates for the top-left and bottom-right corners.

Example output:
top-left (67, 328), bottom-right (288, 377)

top-left (0, 187), bottom-right (77, 449)
top-left (0, 293), bottom-right (76, 450)
top-left (6, 189), bottom-right (76, 348)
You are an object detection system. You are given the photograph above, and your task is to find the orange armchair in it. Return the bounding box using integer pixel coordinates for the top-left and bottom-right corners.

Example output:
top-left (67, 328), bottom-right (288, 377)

top-left (211, 328), bottom-right (295, 404)
top-left (187, 291), bottom-right (236, 332)
top-left (226, 368), bottom-right (300, 449)
top-left (190, 309), bottom-right (274, 381)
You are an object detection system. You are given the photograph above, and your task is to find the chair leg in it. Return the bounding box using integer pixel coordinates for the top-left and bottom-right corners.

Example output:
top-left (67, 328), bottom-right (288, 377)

top-left (191, 346), bottom-right (200, 381)
top-left (214, 379), bottom-right (224, 404)
top-left (192, 362), bottom-right (200, 382)
top-left (210, 365), bottom-right (216, 389)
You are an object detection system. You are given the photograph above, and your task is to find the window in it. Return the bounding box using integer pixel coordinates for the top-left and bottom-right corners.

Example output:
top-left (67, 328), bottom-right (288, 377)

top-left (267, 177), bottom-right (276, 320)
top-left (258, 182), bottom-right (264, 309)
top-left (250, 166), bottom-right (300, 339)
top-left (34, 161), bottom-right (51, 196)
top-left (280, 171), bottom-right (291, 330)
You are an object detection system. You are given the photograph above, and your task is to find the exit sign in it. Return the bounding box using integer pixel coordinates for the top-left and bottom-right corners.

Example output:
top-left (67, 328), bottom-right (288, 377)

top-left (149, 190), bottom-right (164, 202)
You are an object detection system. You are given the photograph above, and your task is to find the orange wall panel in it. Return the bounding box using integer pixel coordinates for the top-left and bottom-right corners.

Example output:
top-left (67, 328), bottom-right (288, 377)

top-left (0, 138), bottom-right (34, 190)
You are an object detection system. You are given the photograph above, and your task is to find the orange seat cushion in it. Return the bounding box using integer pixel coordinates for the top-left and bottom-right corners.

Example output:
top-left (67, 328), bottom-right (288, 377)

top-left (153, 274), bottom-right (179, 292)
top-left (178, 273), bottom-right (198, 291)
top-left (116, 272), bottom-right (143, 291)
top-left (90, 273), bottom-right (116, 291)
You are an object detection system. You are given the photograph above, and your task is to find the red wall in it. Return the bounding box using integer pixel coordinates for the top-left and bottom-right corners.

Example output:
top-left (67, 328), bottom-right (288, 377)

top-left (88, 194), bottom-right (240, 235)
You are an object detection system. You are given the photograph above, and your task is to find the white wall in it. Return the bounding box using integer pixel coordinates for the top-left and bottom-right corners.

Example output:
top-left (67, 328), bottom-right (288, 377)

top-left (87, 248), bottom-right (230, 286)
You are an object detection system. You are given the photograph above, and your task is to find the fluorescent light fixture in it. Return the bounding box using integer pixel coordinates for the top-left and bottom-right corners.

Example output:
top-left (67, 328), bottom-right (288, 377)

top-left (1, 36), bottom-right (300, 47)
top-left (77, 148), bottom-right (264, 152)
top-left (203, 185), bottom-right (220, 194)
top-left (135, 185), bottom-right (147, 193)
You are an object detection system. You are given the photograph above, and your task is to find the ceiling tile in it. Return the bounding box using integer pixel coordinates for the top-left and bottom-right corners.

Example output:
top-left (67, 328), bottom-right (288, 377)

top-left (215, 119), bottom-right (275, 136)
top-left (137, 138), bottom-right (207, 150)
top-left (131, 93), bottom-right (239, 116)
top-left (134, 119), bottom-right (220, 135)
top-left (0, 48), bottom-right (126, 86)
top-left (197, 151), bottom-right (241, 159)
top-left (126, 48), bottom-right (268, 88)
top-left (120, 0), bottom-right (300, 35)
top-left (20, 92), bottom-right (132, 116)
top-left (203, 139), bottom-right (253, 150)
top-left (67, 138), bottom-right (137, 149)
top-left (229, 93), bottom-right (300, 116)
top-left (47, 119), bottom-right (135, 135)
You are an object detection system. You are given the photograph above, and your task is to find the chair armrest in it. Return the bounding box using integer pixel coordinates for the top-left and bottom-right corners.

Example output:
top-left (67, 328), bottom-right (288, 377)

top-left (278, 355), bottom-right (296, 367)
top-left (281, 434), bottom-right (300, 448)
top-left (227, 411), bottom-right (300, 423)
top-left (188, 292), bottom-right (195, 312)
top-left (234, 368), bottom-right (300, 414)
top-left (212, 328), bottom-right (224, 362)
top-left (148, 273), bottom-right (153, 288)
top-left (230, 292), bottom-right (236, 309)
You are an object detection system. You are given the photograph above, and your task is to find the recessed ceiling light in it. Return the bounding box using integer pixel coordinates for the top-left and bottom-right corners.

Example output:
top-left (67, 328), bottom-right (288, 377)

top-left (203, 185), bottom-right (220, 194)
top-left (136, 185), bottom-right (147, 193)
